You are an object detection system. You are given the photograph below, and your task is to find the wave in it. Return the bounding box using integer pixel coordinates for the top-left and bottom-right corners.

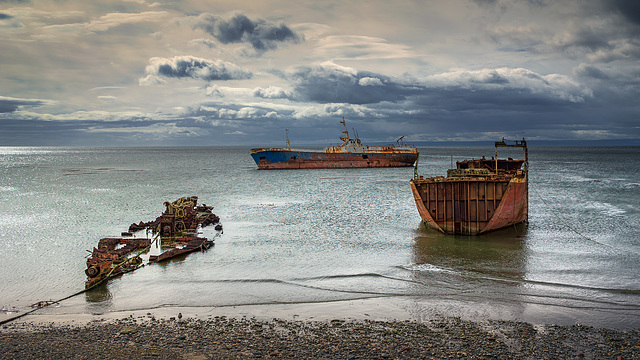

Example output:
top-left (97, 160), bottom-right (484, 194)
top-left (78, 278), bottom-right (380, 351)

top-left (585, 201), bottom-right (626, 216)
top-left (400, 263), bottom-right (458, 274)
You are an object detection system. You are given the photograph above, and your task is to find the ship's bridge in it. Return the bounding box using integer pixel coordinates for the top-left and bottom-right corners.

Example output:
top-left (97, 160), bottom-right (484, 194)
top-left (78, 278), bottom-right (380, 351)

top-left (325, 138), bottom-right (367, 153)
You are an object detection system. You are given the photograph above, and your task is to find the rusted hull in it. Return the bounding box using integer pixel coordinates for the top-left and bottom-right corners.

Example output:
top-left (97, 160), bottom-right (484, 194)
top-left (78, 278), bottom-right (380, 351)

top-left (250, 149), bottom-right (418, 170)
top-left (410, 178), bottom-right (528, 235)
top-left (149, 237), bottom-right (213, 263)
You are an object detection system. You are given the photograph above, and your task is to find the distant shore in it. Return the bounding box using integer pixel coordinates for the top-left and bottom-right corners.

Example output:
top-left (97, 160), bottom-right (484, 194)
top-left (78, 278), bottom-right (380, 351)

top-left (1, 300), bottom-right (638, 360)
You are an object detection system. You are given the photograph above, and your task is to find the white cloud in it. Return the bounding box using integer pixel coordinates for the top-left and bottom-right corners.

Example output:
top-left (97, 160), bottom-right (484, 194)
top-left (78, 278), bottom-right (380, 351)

top-left (84, 122), bottom-right (203, 138)
top-left (33, 11), bottom-right (169, 39)
top-left (314, 35), bottom-right (416, 61)
top-left (358, 77), bottom-right (384, 86)
top-left (98, 95), bottom-right (117, 102)
top-left (426, 67), bottom-right (592, 102)
top-left (252, 86), bottom-right (293, 99)
top-left (13, 109), bottom-right (151, 122)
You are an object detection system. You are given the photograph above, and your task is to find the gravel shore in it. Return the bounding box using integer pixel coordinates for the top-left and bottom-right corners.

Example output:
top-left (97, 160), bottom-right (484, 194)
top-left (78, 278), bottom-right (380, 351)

top-left (1, 314), bottom-right (638, 359)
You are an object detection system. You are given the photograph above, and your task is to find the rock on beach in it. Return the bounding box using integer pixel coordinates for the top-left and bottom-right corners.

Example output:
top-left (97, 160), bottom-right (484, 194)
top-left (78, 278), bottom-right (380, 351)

top-left (1, 315), bottom-right (638, 359)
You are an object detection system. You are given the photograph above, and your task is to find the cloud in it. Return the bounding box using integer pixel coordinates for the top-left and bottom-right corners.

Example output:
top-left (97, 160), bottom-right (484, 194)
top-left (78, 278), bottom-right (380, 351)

top-left (608, 0), bottom-right (640, 25)
top-left (286, 62), bottom-right (590, 107)
top-left (358, 77), bottom-right (384, 86)
top-left (314, 35), bottom-right (416, 61)
top-left (547, 20), bottom-right (640, 62)
top-left (573, 63), bottom-right (610, 80)
top-left (139, 55), bottom-right (253, 85)
top-left (195, 104), bottom-right (281, 119)
top-left (543, 2), bottom-right (640, 63)
top-left (85, 122), bottom-right (202, 138)
top-left (287, 61), bottom-right (422, 104)
top-left (479, 1), bottom-right (640, 63)
top-left (35, 11), bottom-right (169, 39)
top-left (0, 13), bottom-right (14, 20)
top-left (291, 103), bottom-right (382, 120)
top-left (188, 38), bottom-right (217, 49)
top-left (11, 109), bottom-right (152, 122)
top-left (0, 96), bottom-right (53, 113)
top-left (84, 11), bottom-right (168, 32)
top-left (252, 86), bottom-right (293, 100)
top-left (98, 95), bottom-right (118, 102)
top-left (425, 67), bottom-right (592, 103)
top-left (193, 12), bottom-right (301, 52)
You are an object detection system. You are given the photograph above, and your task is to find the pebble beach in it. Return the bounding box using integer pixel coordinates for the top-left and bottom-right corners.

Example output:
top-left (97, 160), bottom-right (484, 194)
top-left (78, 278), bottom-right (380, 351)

top-left (2, 314), bottom-right (638, 359)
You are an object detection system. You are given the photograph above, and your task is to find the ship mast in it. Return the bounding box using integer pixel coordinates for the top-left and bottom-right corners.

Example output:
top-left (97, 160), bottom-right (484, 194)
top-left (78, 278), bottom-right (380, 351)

top-left (339, 117), bottom-right (350, 142)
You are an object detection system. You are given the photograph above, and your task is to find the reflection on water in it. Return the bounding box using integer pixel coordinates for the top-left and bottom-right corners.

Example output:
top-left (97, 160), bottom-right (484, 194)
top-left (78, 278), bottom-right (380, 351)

top-left (413, 223), bottom-right (527, 282)
top-left (402, 223), bottom-right (532, 323)
top-left (408, 221), bottom-right (640, 328)
top-left (85, 283), bottom-right (111, 304)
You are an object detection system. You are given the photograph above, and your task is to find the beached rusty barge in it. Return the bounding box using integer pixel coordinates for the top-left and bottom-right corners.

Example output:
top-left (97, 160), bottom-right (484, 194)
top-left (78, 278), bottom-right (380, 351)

top-left (84, 196), bottom-right (221, 289)
top-left (410, 139), bottom-right (528, 235)
top-left (250, 118), bottom-right (418, 169)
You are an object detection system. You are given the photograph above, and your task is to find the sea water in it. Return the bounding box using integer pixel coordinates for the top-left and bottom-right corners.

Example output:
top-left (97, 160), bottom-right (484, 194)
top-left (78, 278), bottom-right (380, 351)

top-left (0, 146), bottom-right (638, 329)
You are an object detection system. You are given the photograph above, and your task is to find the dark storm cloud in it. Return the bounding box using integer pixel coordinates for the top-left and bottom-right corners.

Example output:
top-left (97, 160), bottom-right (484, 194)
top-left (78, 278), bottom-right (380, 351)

top-left (550, 24), bottom-right (640, 62)
top-left (287, 63), bottom-right (423, 104)
top-left (139, 55), bottom-right (252, 85)
top-left (610, 0), bottom-right (640, 25)
top-left (194, 12), bottom-right (301, 52)
top-left (286, 64), bottom-right (590, 110)
top-left (476, 0), bottom-right (640, 62)
top-left (544, 0), bottom-right (640, 62)
top-left (0, 96), bottom-right (50, 113)
top-left (574, 64), bottom-right (610, 80)
top-left (0, 13), bottom-right (13, 20)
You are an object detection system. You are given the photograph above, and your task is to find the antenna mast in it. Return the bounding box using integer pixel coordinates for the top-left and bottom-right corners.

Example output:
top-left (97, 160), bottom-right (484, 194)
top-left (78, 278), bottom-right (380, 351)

top-left (285, 129), bottom-right (291, 150)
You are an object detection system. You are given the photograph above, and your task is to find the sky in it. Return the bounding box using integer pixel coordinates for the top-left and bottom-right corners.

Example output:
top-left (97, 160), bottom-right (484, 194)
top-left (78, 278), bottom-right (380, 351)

top-left (1, 0), bottom-right (639, 147)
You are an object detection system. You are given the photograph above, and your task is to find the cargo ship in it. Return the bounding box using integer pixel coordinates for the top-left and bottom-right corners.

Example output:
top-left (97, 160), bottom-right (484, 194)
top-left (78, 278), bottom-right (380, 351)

top-left (410, 138), bottom-right (528, 235)
top-left (250, 119), bottom-right (418, 169)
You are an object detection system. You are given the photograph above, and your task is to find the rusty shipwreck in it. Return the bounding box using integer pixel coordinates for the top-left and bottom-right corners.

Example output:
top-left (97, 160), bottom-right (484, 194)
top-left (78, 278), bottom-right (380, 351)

top-left (410, 139), bottom-right (528, 235)
top-left (250, 118), bottom-right (418, 170)
top-left (84, 196), bottom-right (221, 289)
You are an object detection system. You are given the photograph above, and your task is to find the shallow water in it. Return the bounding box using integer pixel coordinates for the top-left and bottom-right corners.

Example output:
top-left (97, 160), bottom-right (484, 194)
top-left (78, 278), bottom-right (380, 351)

top-left (1, 146), bottom-right (638, 328)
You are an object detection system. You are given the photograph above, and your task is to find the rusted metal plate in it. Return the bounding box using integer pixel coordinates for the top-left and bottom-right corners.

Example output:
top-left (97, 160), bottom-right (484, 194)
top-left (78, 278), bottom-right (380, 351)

top-left (411, 138), bottom-right (528, 235)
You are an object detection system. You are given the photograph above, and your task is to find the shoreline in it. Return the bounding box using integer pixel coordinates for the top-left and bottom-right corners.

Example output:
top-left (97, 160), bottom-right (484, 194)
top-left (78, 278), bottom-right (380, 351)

top-left (2, 299), bottom-right (638, 359)
top-left (3, 295), bottom-right (638, 330)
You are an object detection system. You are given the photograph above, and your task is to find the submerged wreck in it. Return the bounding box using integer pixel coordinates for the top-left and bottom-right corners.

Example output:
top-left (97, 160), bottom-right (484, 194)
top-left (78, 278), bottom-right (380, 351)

top-left (410, 139), bottom-right (528, 235)
top-left (85, 196), bottom-right (221, 289)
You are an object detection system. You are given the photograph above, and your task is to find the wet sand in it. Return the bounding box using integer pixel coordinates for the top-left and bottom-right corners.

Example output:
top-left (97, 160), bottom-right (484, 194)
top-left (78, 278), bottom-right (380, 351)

top-left (1, 301), bottom-right (638, 359)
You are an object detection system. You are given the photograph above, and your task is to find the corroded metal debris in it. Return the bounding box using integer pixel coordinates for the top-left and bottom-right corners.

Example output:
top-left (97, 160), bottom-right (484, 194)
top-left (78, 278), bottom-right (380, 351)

top-left (128, 196), bottom-right (221, 236)
top-left (84, 196), bottom-right (222, 289)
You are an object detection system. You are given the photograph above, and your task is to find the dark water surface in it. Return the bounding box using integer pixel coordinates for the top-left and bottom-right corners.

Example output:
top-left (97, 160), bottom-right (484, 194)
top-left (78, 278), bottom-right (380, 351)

top-left (1, 146), bottom-right (638, 329)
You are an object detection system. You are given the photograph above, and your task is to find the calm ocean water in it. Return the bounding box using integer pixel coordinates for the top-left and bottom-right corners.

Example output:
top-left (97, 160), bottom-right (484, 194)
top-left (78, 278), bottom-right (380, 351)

top-left (1, 146), bottom-right (638, 329)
